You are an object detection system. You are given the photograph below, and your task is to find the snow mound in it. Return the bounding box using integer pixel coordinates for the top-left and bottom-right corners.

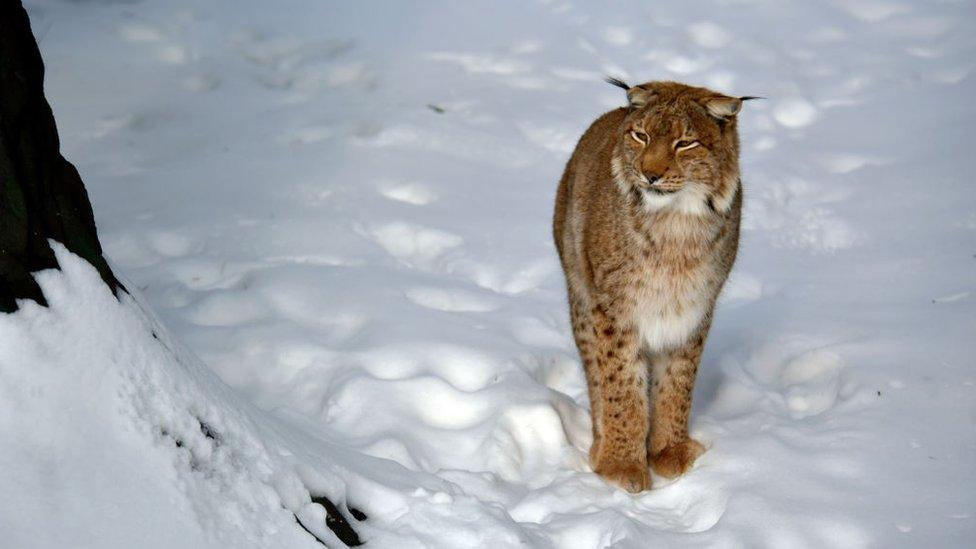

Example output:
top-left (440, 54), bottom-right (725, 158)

top-left (0, 245), bottom-right (532, 548)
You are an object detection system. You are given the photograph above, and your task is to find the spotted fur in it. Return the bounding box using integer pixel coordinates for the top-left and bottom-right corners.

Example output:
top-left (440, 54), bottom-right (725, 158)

top-left (553, 80), bottom-right (746, 492)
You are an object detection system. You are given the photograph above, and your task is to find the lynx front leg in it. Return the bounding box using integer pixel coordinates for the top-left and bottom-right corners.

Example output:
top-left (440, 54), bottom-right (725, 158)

top-left (648, 337), bottom-right (706, 479)
top-left (567, 295), bottom-right (605, 469)
top-left (583, 306), bottom-right (650, 493)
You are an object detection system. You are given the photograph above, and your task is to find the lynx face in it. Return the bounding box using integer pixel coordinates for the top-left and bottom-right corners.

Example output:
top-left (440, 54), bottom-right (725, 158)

top-left (610, 81), bottom-right (745, 214)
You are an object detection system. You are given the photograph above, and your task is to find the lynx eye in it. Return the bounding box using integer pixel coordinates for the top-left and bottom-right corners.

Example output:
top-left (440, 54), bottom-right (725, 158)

top-left (629, 130), bottom-right (649, 145)
top-left (674, 139), bottom-right (700, 152)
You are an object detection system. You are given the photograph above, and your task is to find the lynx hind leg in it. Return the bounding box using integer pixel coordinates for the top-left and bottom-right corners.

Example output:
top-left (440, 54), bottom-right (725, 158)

top-left (578, 304), bottom-right (650, 493)
top-left (649, 339), bottom-right (706, 479)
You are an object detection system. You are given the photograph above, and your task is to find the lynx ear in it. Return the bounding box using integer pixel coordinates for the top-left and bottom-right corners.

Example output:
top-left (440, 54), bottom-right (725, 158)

top-left (626, 87), bottom-right (655, 108)
top-left (605, 77), bottom-right (655, 108)
top-left (703, 95), bottom-right (762, 118)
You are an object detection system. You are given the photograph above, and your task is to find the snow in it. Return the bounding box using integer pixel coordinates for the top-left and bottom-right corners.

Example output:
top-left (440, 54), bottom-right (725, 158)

top-left (772, 97), bottom-right (818, 129)
top-left (3, 0), bottom-right (975, 547)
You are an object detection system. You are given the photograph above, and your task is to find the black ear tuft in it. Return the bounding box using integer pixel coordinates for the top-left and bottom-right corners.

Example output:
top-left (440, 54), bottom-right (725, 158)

top-left (604, 76), bottom-right (631, 91)
top-left (740, 96), bottom-right (766, 101)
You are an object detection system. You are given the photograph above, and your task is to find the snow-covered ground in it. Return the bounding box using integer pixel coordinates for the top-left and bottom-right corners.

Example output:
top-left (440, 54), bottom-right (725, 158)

top-left (3, 0), bottom-right (975, 547)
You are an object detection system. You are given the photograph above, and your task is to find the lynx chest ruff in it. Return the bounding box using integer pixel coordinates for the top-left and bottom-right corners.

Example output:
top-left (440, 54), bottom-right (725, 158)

top-left (633, 229), bottom-right (715, 352)
top-left (632, 250), bottom-right (714, 351)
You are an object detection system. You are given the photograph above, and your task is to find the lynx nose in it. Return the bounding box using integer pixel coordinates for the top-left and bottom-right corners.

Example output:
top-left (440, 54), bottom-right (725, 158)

top-left (644, 173), bottom-right (661, 185)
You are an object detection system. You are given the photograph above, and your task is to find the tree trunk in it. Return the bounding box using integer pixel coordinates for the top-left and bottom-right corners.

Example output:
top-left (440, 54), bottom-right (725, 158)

top-left (0, 0), bottom-right (121, 313)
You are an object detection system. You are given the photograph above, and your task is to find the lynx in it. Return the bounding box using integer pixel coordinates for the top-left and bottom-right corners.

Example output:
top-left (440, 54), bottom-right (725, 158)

top-left (553, 79), bottom-right (752, 492)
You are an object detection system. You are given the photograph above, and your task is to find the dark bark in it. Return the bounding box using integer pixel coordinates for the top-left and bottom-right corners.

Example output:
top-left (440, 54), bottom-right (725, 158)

top-left (0, 0), bottom-right (121, 313)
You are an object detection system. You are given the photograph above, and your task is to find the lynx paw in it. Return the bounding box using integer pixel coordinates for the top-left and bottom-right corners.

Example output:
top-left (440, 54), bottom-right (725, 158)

top-left (651, 439), bottom-right (705, 479)
top-left (594, 457), bottom-right (651, 493)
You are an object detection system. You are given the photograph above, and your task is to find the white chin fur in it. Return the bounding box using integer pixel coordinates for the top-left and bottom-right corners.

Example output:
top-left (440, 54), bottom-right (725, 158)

top-left (611, 157), bottom-right (713, 216)
top-left (638, 183), bottom-right (711, 216)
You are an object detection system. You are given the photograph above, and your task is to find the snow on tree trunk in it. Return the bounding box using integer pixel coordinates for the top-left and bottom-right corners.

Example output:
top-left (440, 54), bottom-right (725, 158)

top-left (0, 0), bottom-right (120, 312)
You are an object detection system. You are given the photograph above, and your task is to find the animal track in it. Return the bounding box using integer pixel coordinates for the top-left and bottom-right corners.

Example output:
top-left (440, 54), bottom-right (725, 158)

top-left (368, 222), bottom-right (462, 268)
top-left (688, 22), bottom-right (732, 49)
top-left (518, 122), bottom-right (577, 155)
top-left (455, 257), bottom-right (555, 295)
top-left (710, 338), bottom-right (853, 421)
top-left (719, 271), bottom-right (763, 305)
top-left (427, 52), bottom-right (530, 75)
top-left (148, 231), bottom-right (199, 257)
top-left (378, 181), bottom-right (438, 206)
top-left (405, 287), bottom-right (499, 312)
top-left (773, 97), bottom-right (818, 128)
top-left (183, 290), bottom-right (268, 327)
top-left (602, 27), bottom-right (634, 47)
top-left (746, 177), bottom-right (856, 252)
